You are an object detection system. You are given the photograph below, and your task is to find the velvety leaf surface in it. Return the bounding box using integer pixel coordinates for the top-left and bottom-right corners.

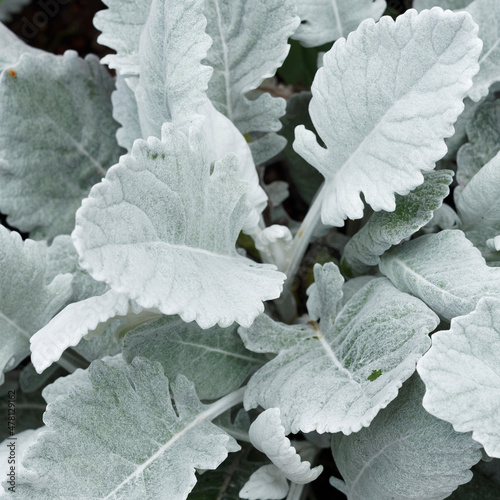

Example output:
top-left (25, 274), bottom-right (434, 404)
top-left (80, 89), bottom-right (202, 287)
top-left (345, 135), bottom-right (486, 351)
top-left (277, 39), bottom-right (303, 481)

top-left (0, 50), bottom-right (123, 240)
top-left (0, 428), bottom-right (44, 493)
top-left (30, 289), bottom-right (154, 374)
top-left (456, 99), bottom-right (500, 187)
top-left (379, 229), bottom-right (500, 320)
top-left (112, 73), bottom-right (141, 153)
top-left (45, 235), bottom-right (107, 303)
top-left (0, 227), bottom-right (72, 384)
top-left (198, 101), bottom-right (268, 229)
top-left (71, 322), bottom-right (123, 365)
top-left (238, 313), bottom-right (314, 355)
top-left (135, 0), bottom-right (212, 138)
top-left (293, 8), bottom-right (481, 226)
top-left (239, 464), bottom-right (289, 500)
top-left (338, 276), bottom-right (376, 312)
top-left (73, 121), bottom-right (285, 329)
top-left (133, 0), bottom-right (267, 227)
top-left (418, 297), bottom-right (500, 458)
top-left (13, 357), bottom-right (240, 499)
top-left (203, 0), bottom-right (299, 163)
top-left (330, 375), bottom-right (482, 500)
top-left (465, 0), bottom-right (500, 102)
top-left (423, 203), bottom-right (460, 233)
top-left (123, 315), bottom-right (265, 400)
top-left (40, 354), bottom-right (125, 405)
top-left (456, 151), bottom-right (500, 258)
top-left (43, 235), bottom-right (126, 365)
top-left (444, 95), bottom-right (482, 161)
top-left (242, 265), bottom-right (438, 434)
top-left (248, 408), bottom-right (323, 483)
top-left (93, 0), bottom-right (152, 75)
top-left (341, 170), bottom-right (453, 277)
top-left (291, 0), bottom-right (386, 48)
top-left (306, 261), bottom-right (344, 323)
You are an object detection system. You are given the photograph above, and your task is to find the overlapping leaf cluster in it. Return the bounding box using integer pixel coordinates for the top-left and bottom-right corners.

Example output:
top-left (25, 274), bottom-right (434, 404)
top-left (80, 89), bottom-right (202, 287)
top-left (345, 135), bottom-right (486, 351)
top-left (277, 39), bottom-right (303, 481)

top-left (1, 0), bottom-right (500, 499)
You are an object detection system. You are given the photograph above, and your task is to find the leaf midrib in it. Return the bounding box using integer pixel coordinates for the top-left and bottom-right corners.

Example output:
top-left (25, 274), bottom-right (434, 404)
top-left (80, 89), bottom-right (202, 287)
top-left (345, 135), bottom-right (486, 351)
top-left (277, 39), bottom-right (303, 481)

top-left (0, 309), bottom-right (29, 338)
top-left (101, 386), bottom-right (244, 500)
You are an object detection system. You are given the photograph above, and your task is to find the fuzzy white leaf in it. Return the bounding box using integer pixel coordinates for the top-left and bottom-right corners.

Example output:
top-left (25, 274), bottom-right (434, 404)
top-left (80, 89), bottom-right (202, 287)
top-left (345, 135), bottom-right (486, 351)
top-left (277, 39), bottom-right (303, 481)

top-left (199, 100), bottom-right (268, 229)
top-left (30, 289), bottom-right (156, 374)
top-left (291, 0), bottom-right (386, 47)
top-left (203, 0), bottom-right (299, 162)
top-left (422, 203), bottom-right (461, 233)
top-left (45, 235), bottom-right (107, 303)
top-left (249, 133), bottom-right (288, 167)
top-left (204, 0), bottom-right (297, 127)
top-left (93, 0), bottom-right (151, 75)
top-left (466, 0), bottom-right (500, 102)
top-left (487, 236), bottom-right (500, 251)
top-left (331, 375), bottom-right (482, 500)
top-left (444, 96), bottom-right (482, 161)
top-left (123, 315), bottom-right (264, 400)
top-left (41, 354), bottom-right (127, 405)
top-left (73, 121), bottom-right (285, 329)
top-left (341, 170), bottom-right (453, 277)
top-left (380, 230), bottom-right (500, 320)
top-left (135, 0), bottom-right (212, 138)
top-left (418, 297), bottom-right (500, 458)
top-left (0, 428), bottom-right (44, 493)
top-left (456, 151), bottom-right (500, 256)
top-left (0, 50), bottom-right (123, 240)
top-left (112, 74), bottom-right (141, 153)
top-left (239, 464), bottom-right (290, 500)
top-left (456, 100), bottom-right (500, 188)
top-left (242, 266), bottom-right (438, 434)
top-left (0, 227), bottom-right (72, 385)
top-left (239, 313), bottom-right (314, 355)
top-left (13, 358), bottom-right (241, 499)
top-left (133, 0), bottom-right (267, 227)
top-left (305, 262), bottom-right (344, 323)
top-left (239, 464), bottom-right (289, 500)
top-left (253, 225), bottom-right (293, 272)
top-left (293, 8), bottom-right (481, 227)
top-left (249, 408), bottom-right (322, 484)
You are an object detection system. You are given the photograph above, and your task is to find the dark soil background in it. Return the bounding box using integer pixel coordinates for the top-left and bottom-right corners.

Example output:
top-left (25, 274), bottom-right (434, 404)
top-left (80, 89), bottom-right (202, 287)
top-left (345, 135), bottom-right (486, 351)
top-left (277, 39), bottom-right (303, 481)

top-left (2, 1), bottom-right (413, 499)
top-left (6, 0), bottom-right (111, 58)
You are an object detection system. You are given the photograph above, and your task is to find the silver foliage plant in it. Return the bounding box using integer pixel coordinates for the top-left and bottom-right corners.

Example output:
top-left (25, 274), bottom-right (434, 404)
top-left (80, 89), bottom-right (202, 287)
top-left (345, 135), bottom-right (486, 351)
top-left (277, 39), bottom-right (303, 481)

top-left (2, 0), bottom-right (500, 498)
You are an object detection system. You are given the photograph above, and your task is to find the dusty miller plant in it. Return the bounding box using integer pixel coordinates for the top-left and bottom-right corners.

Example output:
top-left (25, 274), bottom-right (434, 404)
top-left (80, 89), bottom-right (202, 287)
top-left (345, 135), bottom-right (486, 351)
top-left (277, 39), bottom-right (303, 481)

top-left (1, 0), bottom-right (500, 498)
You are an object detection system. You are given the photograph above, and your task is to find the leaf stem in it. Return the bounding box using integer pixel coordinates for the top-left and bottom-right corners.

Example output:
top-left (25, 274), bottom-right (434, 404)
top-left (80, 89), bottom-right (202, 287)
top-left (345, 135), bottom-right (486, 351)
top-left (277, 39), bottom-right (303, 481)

top-left (56, 349), bottom-right (90, 373)
top-left (219, 426), bottom-right (251, 443)
top-left (282, 185), bottom-right (325, 297)
top-left (209, 386), bottom-right (246, 420)
top-left (286, 481), bottom-right (308, 500)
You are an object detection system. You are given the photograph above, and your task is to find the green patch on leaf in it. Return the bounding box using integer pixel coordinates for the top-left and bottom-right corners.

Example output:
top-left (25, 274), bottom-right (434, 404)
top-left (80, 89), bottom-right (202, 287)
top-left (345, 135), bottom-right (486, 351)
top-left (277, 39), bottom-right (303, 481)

top-left (367, 369), bottom-right (382, 382)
